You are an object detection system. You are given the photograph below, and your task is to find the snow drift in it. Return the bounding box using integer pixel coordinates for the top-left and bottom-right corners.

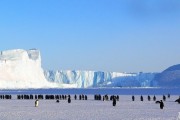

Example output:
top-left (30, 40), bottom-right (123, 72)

top-left (0, 49), bottom-right (54, 89)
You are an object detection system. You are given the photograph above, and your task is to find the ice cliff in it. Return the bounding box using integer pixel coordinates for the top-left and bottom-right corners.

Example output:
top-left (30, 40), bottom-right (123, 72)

top-left (44, 70), bottom-right (156, 88)
top-left (0, 49), bottom-right (53, 89)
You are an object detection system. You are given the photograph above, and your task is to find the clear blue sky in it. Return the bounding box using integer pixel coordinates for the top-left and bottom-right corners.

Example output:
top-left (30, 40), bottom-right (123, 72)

top-left (0, 0), bottom-right (180, 72)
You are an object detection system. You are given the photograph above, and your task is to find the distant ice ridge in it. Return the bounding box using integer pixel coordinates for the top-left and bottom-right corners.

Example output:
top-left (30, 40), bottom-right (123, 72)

top-left (44, 70), bottom-right (156, 88)
top-left (0, 49), bottom-right (55, 89)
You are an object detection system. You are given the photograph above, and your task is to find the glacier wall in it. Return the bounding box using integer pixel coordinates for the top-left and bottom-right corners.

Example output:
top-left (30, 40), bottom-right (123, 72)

top-left (0, 49), bottom-right (54, 89)
top-left (44, 70), bottom-right (157, 88)
top-left (0, 48), bottom-right (157, 89)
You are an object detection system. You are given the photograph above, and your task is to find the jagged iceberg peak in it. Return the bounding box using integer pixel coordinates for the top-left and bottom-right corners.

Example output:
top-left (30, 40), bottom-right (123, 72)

top-left (0, 49), bottom-right (55, 89)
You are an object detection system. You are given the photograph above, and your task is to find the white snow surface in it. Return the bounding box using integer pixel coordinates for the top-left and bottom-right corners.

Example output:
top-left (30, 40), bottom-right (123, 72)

top-left (0, 49), bottom-right (55, 89)
top-left (0, 95), bottom-right (179, 120)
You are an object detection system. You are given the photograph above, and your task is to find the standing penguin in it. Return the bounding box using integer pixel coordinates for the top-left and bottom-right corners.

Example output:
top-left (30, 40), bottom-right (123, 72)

top-left (112, 97), bottom-right (116, 106)
top-left (140, 95), bottom-right (143, 101)
top-left (148, 95), bottom-right (151, 101)
top-left (159, 100), bottom-right (164, 109)
top-left (167, 93), bottom-right (170, 98)
top-left (35, 99), bottom-right (39, 107)
top-left (68, 97), bottom-right (71, 103)
top-left (74, 94), bottom-right (77, 100)
top-left (132, 95), bottom-right (135, 101)
top-left (153, 95), bottom-right (156, 101)
top-left (156, 100), bottom-right (164, 109)
top-left (163, 95), bottom-right (166, 101)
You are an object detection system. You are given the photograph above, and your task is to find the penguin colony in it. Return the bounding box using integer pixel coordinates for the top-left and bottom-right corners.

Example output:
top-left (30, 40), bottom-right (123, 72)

top-left (0, 93), bottom-right (179, 109)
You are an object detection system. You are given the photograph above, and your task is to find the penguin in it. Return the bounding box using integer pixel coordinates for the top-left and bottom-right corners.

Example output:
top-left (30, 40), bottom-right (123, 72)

top-left (159, 100), bottom-right (164, 109)
top-left (112, 97), bottom-right (116, 106)
top-left (167, 93), bottom-right (170, 98)
top-left (74, 94), bottom-right (77, 100)
top-left (35, 99), bottom-right (39, 107)
top-left (85, 95), bottom-right (87, 100)
top-left (156, 100), bottom-right (164, 109)
top-left (140, 95), bottom-right (143, 101)
top-left (132, 95), bottom-right (135, 101)
top-left (153, 95), bottom-right (156, 101)
top-left (68, 97), bottom-right (71, 103)
top-left (163, 95), bottom-right (166, 101)
top-left (175, 96), bottom-right (180, 104)
top-left (148, 95), bottom-right (151, 101)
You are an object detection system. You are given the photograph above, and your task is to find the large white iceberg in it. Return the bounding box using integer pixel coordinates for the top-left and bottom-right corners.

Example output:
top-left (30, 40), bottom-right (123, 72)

top-left (0, 49), bottom-right (53, 89)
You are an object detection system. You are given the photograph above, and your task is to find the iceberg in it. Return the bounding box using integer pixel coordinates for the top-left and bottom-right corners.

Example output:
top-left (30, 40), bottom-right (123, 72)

top-left (0, 49), bottom-right (53, 89)
top-left (44, 70), bottom-right (156, 88)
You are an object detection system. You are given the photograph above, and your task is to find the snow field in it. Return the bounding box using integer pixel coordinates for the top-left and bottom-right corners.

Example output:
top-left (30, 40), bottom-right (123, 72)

top-left (0, 95), bottom-right (179, 120)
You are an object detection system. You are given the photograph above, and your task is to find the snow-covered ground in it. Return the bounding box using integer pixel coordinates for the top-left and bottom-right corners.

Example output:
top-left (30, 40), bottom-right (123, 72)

top-left (0, 95), bottom-right (179, 120)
